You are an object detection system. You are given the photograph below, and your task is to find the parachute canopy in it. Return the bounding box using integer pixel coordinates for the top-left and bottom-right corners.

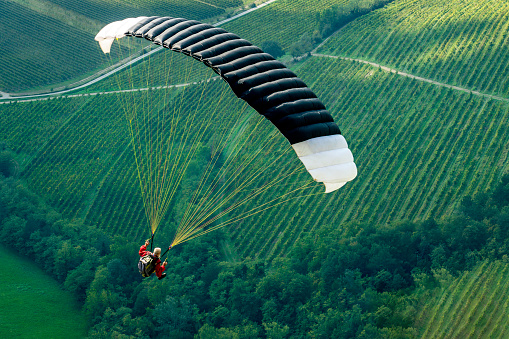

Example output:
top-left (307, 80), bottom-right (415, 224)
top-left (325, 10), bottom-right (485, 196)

top-left (95, 16), bottom-right (357, 193)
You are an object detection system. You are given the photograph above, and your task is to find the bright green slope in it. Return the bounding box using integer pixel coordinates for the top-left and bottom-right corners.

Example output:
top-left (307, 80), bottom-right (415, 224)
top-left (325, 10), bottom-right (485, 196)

top-left (416, 261), bottom-right (509, 338)
top-left (318, 0), bottom-right (509, 97)
top-left (2, 56), bottom-right (509, 260)
top-left (0, 0), bottom-right (244, 93)
top-left (222, 0), bottom-right (353, 49)
top-left (0, 245), bottom-right (88, 338)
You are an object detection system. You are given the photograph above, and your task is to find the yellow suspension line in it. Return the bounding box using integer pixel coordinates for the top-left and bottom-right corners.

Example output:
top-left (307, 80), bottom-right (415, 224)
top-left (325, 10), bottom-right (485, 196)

top-left (181, 130), bottom-right (284, 231)
top-left (176, 111), bottom-right (270, 235)
top-left (173, 134), bottom-right (298, 245)
top-left (174, 147), bottom-right (296, 243)
top-left (175, 92), bottom-right (251, 236)
top-left (173, 177), bottom-right (319, 246)
top-left (159, 76), bottom-right (232, 228)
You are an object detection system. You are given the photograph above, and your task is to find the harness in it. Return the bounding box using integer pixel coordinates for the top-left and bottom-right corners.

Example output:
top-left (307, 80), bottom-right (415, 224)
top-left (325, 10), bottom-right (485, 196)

top-left (138, 253), bottom-right (158, 277)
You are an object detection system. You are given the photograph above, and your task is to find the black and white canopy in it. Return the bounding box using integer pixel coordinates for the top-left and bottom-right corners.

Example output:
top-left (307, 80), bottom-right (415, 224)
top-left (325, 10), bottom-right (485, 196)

top-left (95, 16), bottom-right (357, 192)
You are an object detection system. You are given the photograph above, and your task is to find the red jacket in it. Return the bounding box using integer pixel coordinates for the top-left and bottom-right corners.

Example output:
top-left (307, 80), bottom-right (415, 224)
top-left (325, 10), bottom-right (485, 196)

top-left (139, 244), bottom-right (166, 278)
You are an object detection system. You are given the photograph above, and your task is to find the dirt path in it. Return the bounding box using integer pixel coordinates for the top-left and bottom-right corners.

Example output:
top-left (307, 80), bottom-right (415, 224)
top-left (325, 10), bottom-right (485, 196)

top-left (311, 53), bottom-right (509, 103)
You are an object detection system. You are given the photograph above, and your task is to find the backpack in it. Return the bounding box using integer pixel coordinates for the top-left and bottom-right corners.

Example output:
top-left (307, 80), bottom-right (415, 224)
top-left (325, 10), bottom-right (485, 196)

top-left (138, 254), bottom-right (157, 277)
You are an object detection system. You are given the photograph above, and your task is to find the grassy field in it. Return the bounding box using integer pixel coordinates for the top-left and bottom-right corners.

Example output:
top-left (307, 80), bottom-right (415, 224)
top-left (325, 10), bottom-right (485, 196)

top-left (416, 261), bottom-right (509, 338)
top-left (0, 245), bottom-right (88, 338)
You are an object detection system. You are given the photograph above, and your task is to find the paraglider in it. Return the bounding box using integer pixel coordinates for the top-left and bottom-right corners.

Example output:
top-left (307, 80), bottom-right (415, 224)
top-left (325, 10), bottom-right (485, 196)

top-left (95, 16), bottom-right (357, 193)
top-left (138, 239), bottom-right (168, 279)
top-left (94, 16), bottom-right (357, 253)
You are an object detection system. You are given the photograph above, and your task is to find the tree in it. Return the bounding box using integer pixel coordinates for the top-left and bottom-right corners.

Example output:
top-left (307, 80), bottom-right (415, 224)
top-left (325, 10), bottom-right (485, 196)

top-left (288, 33), bottom-right (314, 58)
top-left (154, 296), bottom-right (197, 334)
top-left (196, 324), bottom-right (238, 339)
top-left (0, 151), bottom-right (18, 178)
top-left (263, 322), bottom-right (289, 339)
top-left (259, 41), bottom-right (285, 58)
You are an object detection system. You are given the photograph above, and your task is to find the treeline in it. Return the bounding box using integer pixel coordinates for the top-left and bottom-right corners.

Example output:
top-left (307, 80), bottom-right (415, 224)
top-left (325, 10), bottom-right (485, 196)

top-left (316, 0), bottom-right (393, 38)
top-left (287, 0), bottom-right (394, 57)
top-left (0, 171), bottom-right (508, 338)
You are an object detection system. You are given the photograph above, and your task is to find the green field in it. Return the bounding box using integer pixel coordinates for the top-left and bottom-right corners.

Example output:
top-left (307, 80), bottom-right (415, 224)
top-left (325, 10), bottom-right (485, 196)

top-left (417, 261), bottom-right (509, 338)
top-left (2, 54), bottom-right (508, 260)
top-left (0, 244), bottom-right (88, 338)
top-left (0, 0), bottom-right (247, 93)
top-left (319, 0), bottom-right (509, 98)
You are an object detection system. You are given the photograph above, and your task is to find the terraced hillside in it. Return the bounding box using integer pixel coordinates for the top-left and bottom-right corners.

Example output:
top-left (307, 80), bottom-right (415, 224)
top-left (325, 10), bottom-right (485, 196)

top-left (0, 0), bottom-right (246, 93)
top-left (2, 56), bottom-right (508, 259)
top-left (318, 0), bottom-right (509, 98)
top-left (417, 261), bottom-right (509, 338)
top-left (222, 0), bottom-right (392, 50)
top-left (1, 0), bottom-right (509, 260)
top-left (46, 0), bottom-right (239, 23)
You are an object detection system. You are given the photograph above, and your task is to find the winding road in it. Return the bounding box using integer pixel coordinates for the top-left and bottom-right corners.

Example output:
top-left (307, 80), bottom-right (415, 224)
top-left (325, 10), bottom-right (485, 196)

top-left (3, 51), bottom-right (507, 105)
top-left (0, 0), bottom-right (278, 102)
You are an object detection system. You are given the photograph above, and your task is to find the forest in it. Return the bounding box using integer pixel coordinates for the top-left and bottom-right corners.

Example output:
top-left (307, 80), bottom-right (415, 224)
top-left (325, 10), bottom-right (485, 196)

top-left (1, 160), bottom-right (508, 337)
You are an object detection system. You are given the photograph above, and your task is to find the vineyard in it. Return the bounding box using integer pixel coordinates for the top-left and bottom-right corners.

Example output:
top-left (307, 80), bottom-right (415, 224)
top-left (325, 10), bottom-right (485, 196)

top-left (318, 0), bottom-right (509, 98)
top-left (1, 0), bottom-right (508, 260)
top-left (0, 0), bottom-right (248, 93)
top-left (0, 1), bottom-right (107, 93)
top-left (3, 0), bottom-right (509, 337)
top-left (45, 0), bottom-right (240, 23)
top-left (0, 0), bottom-right (389, 94)
top-left (417, 261), bottom-right (509, 338)
top-left (222, 0), bottom-right (391, 50)
top-left (2, 54), bottom-right (508, 259)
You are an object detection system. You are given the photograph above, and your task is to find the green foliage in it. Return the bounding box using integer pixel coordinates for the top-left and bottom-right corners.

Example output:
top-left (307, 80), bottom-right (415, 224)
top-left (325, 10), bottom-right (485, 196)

top-left (0, 151), bottom-right (18, 177)
top-left (316, 0), bottom-right (392, 38)
top-left (288, 33), bottom-right (316, 58)
top-left (0, 168), bottom-right (508, 337)
top-left (259, 41), bottom-right (285, 59)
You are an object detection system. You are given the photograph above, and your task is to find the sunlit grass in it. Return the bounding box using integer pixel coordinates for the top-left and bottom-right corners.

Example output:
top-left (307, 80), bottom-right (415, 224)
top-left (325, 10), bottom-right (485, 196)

top-left (0, 245), bottom-right (88, 338)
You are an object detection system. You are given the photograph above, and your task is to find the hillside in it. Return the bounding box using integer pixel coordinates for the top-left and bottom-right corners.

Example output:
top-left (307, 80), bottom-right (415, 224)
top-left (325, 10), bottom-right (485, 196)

top-left (318, 0), bottom-right (509, 98)
top-left (2, 58), bottom-right (508, 261)
top-left (417, 261), bottom-right (509, 338)
top-left (0, 0), bottom-right (248, 93)
top-left (1, 0), bottom-right (509, 337)
top-left (1, 0), bottom-right (508, 260)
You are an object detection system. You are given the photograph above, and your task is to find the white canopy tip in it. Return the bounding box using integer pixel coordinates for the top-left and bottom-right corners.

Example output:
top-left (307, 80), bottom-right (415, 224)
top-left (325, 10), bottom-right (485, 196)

top-left (324, 182), bottom-right (347, 193)
top-left (98, 38), bottom-right (115, 54)
top-left (95, 16), bottom-right (149, 54)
